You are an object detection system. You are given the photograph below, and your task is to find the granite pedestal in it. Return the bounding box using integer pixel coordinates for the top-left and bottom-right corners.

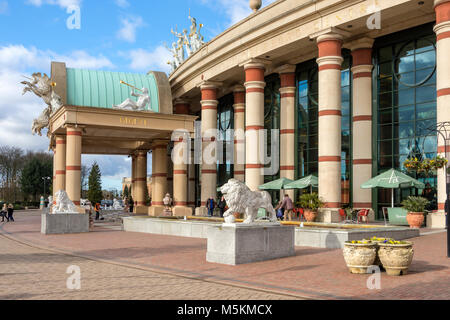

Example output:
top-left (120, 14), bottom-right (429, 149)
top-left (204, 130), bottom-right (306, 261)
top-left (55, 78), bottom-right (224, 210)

top-left (206, 223), bottom-right (295, 265)
top-left (41, 213), bottom-right (89, 235)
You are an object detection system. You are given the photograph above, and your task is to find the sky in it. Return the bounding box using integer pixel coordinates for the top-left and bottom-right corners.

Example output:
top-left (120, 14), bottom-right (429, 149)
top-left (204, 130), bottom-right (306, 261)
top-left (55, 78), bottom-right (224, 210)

top-left (0, 0), bottom-right (276, 191)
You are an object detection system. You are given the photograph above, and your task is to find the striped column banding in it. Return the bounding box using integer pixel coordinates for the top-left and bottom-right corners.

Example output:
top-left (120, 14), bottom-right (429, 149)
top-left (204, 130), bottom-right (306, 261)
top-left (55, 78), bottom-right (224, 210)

top-left (188, 149), bottom-right (196, 208)
top-left (278, 65), bottom-right (297, 200)
top-left (135, 150), bottom-right (148, 209)
top-left (316, 33), bottom-right (344, 209)
top-left (54, 135), bottom-right (66, 203)
top-left (151, 142), bottom-right (168, 207)
top-left (244, 60), bottom-right (267, 191)
top-left (350, 39), bottom-right (374, 209)
top-left (233, 84), bottom-right (246, 182)
top-left (65, 127), bottom-right (82, 207)
top-left (172, 135), bottom-right (189, 213)
top-left (173, 99), bottom-right (190, 115)
top-left (131, 153), bottom-right (137, 205)
top-left (199, 82), bottom-right (220, 207)
top-left (434, 0), bottom-right (450, 212)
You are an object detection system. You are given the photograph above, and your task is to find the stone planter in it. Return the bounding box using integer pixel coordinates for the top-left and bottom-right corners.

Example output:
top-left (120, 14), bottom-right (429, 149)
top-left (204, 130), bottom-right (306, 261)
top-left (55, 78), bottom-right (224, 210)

top-left (406, 212), bottom-right (424, 229)
top-left (364, 238), bottom-right (393, 269)
top-left (303, 209), bottom-right (317, 222)
top-left (343, 241), bottom-right (377, 274)
top-left (378, 241), bottom-right (414, 276)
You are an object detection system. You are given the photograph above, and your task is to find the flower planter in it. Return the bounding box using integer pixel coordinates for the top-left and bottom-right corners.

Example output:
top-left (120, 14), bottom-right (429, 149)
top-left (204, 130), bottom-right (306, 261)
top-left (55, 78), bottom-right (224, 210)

top-left (364, 238), bottom-right (393, 269)
top-left (343, 241), bottom-right (377, 274)
top-left (378, 241), bottom-right (414, 276)
top-left (406, 212), bottom-right (424, 229)
top-left (303, 209), bottom-right (317, 222)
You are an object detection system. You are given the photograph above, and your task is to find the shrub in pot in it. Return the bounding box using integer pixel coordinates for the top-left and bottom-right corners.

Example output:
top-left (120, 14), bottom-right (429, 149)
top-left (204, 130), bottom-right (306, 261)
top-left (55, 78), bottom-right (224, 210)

top-left (401, 196), bottom-right (429, 229)
top-left (343, 240), bottom-right (377, 274)
top-left (298, 193), bottom-right (324, 222)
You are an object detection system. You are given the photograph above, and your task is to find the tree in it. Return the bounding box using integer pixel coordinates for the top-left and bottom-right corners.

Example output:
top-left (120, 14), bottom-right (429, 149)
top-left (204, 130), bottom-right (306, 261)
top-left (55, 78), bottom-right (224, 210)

top-left (123, 185), bottom-right (129, 199)
top-left (0, 146), bottom-right (25, 202)
top-left (80, 165), bottom-right (89, 199)
top-left (19, 153), bottom-right (53, 202)
top-left (144, 181), bottom-right (151, 206)
top-left (88, 162), bottom-right (102, 205)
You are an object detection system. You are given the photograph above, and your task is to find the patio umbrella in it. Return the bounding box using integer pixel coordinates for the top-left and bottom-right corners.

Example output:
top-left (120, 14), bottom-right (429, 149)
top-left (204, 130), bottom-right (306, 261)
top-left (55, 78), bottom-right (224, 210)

top-left (361, 168), bottom-right (425, 224)
top-left (258, 177), bottom-right (294, 191)
top-left (284, 175), bottom-right (318, 194)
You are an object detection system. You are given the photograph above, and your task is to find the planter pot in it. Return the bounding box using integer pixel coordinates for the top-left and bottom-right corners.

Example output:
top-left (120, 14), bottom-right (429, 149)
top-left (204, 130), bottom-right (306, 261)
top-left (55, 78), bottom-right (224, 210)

top-left (364, 238), bottom-right (393, 269)
top-left (406, 212), bottom-right (424, 229)
top-left (303, 209), bottom-right (317, 222)
top-left (378, 241), bottom-right (414, 276)
top-left (343, 242), bottom-right (377, 274)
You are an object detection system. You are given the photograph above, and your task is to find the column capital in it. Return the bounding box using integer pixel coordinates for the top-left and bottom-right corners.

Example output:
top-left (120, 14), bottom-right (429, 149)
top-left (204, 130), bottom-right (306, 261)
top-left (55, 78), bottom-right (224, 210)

top-left (274, 64), bottom-right (296, 74)
top-left (136, 150), bottom-right (149, 157)
top-left (309, 27), bottom-right (350, 42)
top-left (344, 37), bottom-right (374, 51)
top-left (239, 57), bottom-right (271, 70)
top-left (434, 0), bottom-right (450, 8)
top-left (173, 98), bottom-right (190, 105)
top-left (152, 140), bottom-right (169, 149)
top-left (198, 81), bottom-right (223, 90)
top-left (232, 84), bottom-right (245, 93)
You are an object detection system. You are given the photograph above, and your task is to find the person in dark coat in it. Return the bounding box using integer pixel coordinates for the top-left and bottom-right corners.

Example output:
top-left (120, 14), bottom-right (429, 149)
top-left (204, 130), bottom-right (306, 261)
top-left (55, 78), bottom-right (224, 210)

top-left (206, 197), bottom-right (215, 217)
top-left (7, 204), bottom-right (14, 222)
top-left (218, 196), bottom-right (227, 218)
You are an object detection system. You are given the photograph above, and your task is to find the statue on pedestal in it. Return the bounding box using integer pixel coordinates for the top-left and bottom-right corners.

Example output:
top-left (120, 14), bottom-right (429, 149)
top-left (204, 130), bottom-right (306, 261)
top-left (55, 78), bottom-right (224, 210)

top-left (113, 81), bottom-right (150, 111)
top-left (52, 190), bottom-right (78, 214)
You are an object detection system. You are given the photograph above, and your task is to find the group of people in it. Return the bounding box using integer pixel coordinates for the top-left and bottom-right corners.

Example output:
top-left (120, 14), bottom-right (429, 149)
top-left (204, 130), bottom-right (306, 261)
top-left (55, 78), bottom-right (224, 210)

top-left (275, 194), bottom-right (294, 221)
top-left (0, 203), bottom-right (14, 222)
top-left (206, 196), bottom-right (227, 217)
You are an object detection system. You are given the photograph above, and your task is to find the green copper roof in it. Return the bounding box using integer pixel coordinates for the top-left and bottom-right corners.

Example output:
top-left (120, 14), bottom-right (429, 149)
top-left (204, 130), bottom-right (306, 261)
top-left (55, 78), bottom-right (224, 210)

top-left (66, 68), bottom-right (159, 112)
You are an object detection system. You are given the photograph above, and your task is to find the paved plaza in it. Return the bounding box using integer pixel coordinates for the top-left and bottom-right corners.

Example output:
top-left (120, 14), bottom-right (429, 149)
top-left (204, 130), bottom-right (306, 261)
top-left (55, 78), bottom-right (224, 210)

top-left (1, 211), bottom-right (449, 300)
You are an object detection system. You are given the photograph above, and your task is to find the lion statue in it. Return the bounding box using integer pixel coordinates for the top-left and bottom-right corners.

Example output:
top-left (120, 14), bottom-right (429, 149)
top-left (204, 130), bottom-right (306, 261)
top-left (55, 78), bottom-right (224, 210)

top-left (220, 179), bottom-right (278, 224)
top-left (52, 190), bottom-right (78, 214)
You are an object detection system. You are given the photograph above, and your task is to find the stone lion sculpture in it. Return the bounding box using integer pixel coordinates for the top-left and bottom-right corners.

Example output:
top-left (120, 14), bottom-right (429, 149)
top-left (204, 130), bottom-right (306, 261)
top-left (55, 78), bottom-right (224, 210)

top-left (52, 190), bottom-right (78, 214)
top-left (220, 179), bottom-right (278, 224)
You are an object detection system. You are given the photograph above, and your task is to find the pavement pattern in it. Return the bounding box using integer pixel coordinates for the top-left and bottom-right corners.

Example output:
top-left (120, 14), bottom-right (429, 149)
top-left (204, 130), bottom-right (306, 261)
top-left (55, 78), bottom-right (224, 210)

top-left (1, 211), bottom-right (449, 300)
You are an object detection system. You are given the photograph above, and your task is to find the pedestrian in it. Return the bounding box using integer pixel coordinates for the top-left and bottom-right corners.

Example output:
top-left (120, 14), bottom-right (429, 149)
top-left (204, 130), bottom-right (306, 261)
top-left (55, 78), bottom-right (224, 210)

top-left (95, 202), bottom-right (101, 220)
top-left (281, 194), bottom-right (294, 221)
top-left (7, 204), bottom-right (14, 222)
top-left (206, 197), bottom-right (215, 217)
top-left (1, 203), bottom-right (7, 222)
top-left (275, 200), bottom-right (284, 221)
top-left (218, 196), bottom-right (226, 217)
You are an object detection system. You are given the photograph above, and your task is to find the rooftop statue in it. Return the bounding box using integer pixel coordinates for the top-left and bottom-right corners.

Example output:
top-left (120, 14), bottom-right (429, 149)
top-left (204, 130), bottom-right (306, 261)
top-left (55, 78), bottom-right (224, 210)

top-left (219, 179), bottom-right (278, 224)
top-left (21, 73), bottom-right (63, 136)
top-left (188, 14), bottom-right (204, 52)
top-left (171, 28), bottom-right (186, 62)
top-left (113, 81), bottom-right (150, 111)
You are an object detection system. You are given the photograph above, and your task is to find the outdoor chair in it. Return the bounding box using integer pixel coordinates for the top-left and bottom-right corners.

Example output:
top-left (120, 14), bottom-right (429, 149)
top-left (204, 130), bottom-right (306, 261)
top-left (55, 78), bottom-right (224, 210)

top-left (357, 209), bottom-right (370, 224)
top-left (338, 209), bottom-right (346, 222)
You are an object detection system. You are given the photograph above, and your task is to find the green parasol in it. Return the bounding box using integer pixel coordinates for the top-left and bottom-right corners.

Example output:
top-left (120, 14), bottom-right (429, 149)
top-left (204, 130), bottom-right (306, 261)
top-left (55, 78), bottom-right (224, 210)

top-left (284, 175), bottom-right (318, 193)
top-left (258, 177), bottom-right (295, 190)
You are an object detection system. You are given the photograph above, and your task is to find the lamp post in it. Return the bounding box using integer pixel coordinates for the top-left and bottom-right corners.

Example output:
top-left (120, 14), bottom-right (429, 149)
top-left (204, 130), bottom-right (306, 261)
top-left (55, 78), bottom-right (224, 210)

top-left (42, 176), bottom-right (51, 198)
top-left (425, 122), bottom-right (450, 258)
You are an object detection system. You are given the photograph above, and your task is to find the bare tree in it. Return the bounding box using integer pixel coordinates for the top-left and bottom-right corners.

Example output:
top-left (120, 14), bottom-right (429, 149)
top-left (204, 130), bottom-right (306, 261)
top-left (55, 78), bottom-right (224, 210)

top-left (0, 146), bottom-right (25, 202)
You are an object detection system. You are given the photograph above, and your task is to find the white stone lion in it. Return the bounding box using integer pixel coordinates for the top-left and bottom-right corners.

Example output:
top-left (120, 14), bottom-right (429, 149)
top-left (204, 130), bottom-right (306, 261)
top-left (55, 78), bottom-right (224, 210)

top-left (220, 179), bottom-right (278, 224)
top-left (52, 190), bottom-right (78, 214)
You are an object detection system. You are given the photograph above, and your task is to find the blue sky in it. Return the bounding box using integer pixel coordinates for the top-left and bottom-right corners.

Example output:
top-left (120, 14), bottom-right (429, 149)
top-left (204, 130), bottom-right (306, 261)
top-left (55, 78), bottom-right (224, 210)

top-left (0, 0), bottom-right (275, 191)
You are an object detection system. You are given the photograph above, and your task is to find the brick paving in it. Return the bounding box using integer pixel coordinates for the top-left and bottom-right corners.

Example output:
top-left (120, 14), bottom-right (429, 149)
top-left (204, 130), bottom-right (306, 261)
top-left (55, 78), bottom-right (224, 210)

top-left (1, 210), bottom-right (449, 300)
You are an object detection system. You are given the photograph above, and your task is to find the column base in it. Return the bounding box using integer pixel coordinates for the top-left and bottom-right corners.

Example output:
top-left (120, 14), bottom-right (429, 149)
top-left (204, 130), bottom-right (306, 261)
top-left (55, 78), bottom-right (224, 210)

top-left (316, 209), bottom-right (341, 223)
top-left (148, 206), bottom-right (172, 217)
top-left (426, 212), bottom-right (447, 229)
top-left (134, 206), bottom-right (149, 215)
top-left (172, 206), bottom-right (193, 217)
top-left (195, 207), bottom-right (208, 217)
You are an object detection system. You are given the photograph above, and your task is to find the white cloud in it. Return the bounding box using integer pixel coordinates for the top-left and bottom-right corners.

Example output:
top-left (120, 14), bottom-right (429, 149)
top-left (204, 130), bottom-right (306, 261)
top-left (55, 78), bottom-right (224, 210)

top-left (124, 46), bottom-right (172, 74)
top-left (115, 0), bottom-right (129, 8)
top-left (0, 44), bottom-right (115, 151)
top-left (0, 1), bottom-right (8, 14)
top-left (26, 0), bottom-right (81, 9)
top-left (116, 15), bottom-right (144, 43)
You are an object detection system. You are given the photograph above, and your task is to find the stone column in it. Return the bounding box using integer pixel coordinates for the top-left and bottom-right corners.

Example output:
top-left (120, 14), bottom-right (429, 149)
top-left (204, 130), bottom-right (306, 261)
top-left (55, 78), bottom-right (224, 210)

top-left (316, 33), bottom-right (344, 209)
top-left (135, 150), bottom-right (148, 214)
top-left (131, 153), bottom-right (137, 206)
top-left (242, 59), bottom-right (268, 191)
top-left (188, 148), bottom-right (196, 208)
top-left (349, 38), bottom-right (374, 209)
top-left (54, 135), bottom-right (66, 202)
top-left (65, 126), bottom-right (82, 207)
top-left (172, 134), bottom-right (193, 216)
top-left (195, 81), bottom-right (221, 216)
top-left (277, 65), bottom-right (297, 200)
top-left (233, 85), bottom-right (246, 182)
top-left (435, 0), bottom-right (450, 212)
top-left (149, 142), bottom-right (168, 216)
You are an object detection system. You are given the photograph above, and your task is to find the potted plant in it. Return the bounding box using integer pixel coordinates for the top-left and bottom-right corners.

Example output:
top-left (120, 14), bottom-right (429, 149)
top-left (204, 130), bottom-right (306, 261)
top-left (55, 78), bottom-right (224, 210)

top-left (363, 237), bottom-right (394, 269)
top-left (401, 196), bottom-right (429, 229)
top-left (298, 193), bottom-right (324, 222)
top-left (403, 157), bottom-right (421, 172)
top-left (343, 240), bottom-right (378, 274)
top-left (378, 240), bottom-right (414, 276)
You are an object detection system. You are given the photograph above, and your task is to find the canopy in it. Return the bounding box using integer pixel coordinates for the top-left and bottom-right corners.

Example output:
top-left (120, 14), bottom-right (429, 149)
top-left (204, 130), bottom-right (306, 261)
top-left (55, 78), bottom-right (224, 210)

top-left (258, 178), bottom-right (294, 190)
top-left (361, 168), bottom-right (425, 190)
top-left (284, 175), bottom-right (318, 190)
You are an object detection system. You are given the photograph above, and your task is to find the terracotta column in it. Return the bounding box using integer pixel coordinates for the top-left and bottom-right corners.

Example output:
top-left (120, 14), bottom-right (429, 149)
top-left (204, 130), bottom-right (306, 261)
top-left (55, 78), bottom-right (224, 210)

top-left (349, 38), bottom-right (374, 209)
top-left (134, 150), bottom-right (148, 214)
top-left (242, 59), bottom-right (268, 191)
top-left (195, 81), bottom-right (221, 216)
top-left (316, 33), bottom-right (344, 209)
top-left (65, 126), bottom-right (82, 207)
top-left (233, 85), bottom-right (246, 182)
top-left (435, 0), bottom-right (450, 212)
top-left (149, 142), bottom-right (168, 216)
top-left (188, 148), bottom-right (196, 208)
top-left (278, 65), bottom-right (297, 200)
top-left (54, 135), bottom-right (66, 202)
top-left (172, 134), bottom-right (192, 216)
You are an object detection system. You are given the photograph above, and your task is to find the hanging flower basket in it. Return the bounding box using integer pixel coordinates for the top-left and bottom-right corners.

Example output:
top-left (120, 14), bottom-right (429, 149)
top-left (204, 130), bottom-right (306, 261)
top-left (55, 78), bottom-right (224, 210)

top-left (432, 155), bottom-right (448, 170)
top-left (403, 158), bottom-right (421, 172)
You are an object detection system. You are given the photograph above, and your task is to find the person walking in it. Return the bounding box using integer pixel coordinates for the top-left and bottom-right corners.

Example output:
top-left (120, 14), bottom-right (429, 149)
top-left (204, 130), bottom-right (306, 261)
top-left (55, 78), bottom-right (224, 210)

top-left (95, 202), bottom-right (101, 220)
top-left (1, 203), bottom-right (7, 222)
top-left (218, 196), bottom-right (226, 218)
top-left (275, 200), bottom-right (284, 221)
top-left (281, 194), bottom-right (294, 221)
top-left (206, 197), bottom-right (215, 217)
top-left (7, 204), bottom-right (14, 222)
